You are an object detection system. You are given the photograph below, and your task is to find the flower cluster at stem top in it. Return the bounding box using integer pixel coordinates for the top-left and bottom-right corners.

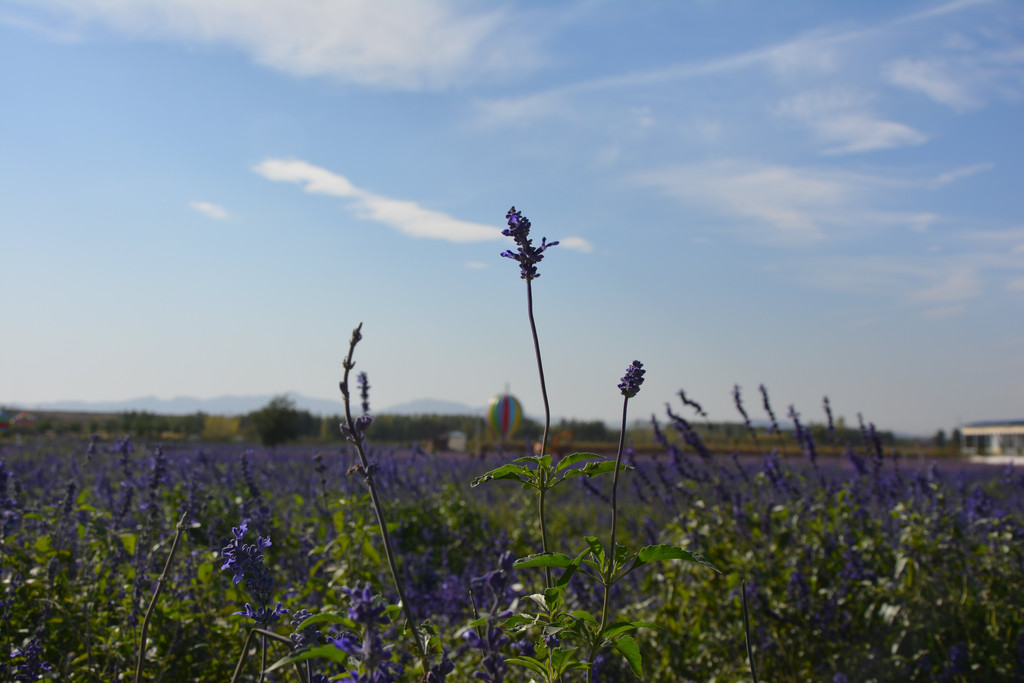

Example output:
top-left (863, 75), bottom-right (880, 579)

top-left (500, 206), bottom-right (558, 281)
top-left (618, 360), bottom-right (646, 399)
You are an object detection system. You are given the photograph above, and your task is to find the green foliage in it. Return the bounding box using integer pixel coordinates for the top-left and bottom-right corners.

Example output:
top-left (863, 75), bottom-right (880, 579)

top-left (249, 395), bottom-right (302, 447)
top-left (2, 437), bottom-right (1022, 681)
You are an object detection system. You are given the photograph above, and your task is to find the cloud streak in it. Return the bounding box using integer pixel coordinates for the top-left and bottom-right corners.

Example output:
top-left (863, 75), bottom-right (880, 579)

top-left (634, 160), bottom-right (897, 245)
top-left (885, 58), bottom-right (983, 112)
top-left (254, 159), bottom-right (502, 242)
top-left (188, 201), bottom-right (229, 220)
top-left (8, 0), bottom-right (535, 90)
top-left (253, 159), bottom-right (594, 250)
top-left (776, 88), bottom-right (927, 154)
top-left (474, 0), bottom-right (993, 127)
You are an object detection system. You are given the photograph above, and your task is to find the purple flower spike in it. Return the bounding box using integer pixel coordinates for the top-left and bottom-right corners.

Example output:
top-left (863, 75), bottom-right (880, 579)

top-left (618, 360), bottom-right (646, 399)
top-left (358, 372), bottom-right (371, 415)
top-left (500, 206), bottom-right (558, 281)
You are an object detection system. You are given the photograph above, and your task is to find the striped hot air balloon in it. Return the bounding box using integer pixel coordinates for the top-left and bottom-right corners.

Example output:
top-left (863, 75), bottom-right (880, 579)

top-left (488, 394), bottom-right (522, 441)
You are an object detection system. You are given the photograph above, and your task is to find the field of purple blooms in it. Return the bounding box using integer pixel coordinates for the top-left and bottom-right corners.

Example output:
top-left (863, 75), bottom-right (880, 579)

top-left (1, 427), bottom-right (1022, 682)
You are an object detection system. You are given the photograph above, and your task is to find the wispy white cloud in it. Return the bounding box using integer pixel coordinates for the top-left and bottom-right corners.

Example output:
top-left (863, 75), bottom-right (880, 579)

top-left (0, 7), bottom-right (83, 42)
top-left (908, 213), bottom-right (940, 233)
top-left (907, 266), bottom-right (982, 304)
top-left (933, 162), bottom-right (994, 186)
top-left (255, 160), bottom-right (358, 197)
top-left (474, 0), bottom-right (994, 128)
top-left (786, 255), bottom-right (981, 316)
top-left (782, 224), bottom-right (1024, 315)
top-left (558, 236), bottom-right (594, 254)
top-left (776, 88), bottom-right (927, 154)
top-left (253, 159), bottom-right (501, 243)
top-left (885, 58), bottom-right (982, 111)
top-left (464, 261), bottom-right (488, 270)
top-left (188, 201), bottom-right (229, 220)
top-left (253, 158), bottom-right (595, 250)
top-left (636, 155), bottom-right (1022, 254)
top-left (8, 0), bottom-right (535, 90)
top-left (634, 160), bottom-right (894, 244)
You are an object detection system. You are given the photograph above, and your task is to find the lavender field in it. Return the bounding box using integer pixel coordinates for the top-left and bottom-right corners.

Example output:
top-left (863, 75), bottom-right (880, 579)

top-left (1, 427), bottom-right (1022, 682)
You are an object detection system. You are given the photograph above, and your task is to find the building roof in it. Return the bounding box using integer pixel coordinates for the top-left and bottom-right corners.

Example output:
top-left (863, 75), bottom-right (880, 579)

top-left (964, 420), bottom-right (1024, 428)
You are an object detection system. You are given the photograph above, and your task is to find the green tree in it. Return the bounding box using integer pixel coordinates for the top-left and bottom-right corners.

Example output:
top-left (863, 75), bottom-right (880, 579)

top-left (249, 395), bottom-right (301, 447)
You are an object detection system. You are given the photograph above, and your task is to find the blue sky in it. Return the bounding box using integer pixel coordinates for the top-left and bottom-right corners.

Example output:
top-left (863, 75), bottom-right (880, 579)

top-left (1, 0), bottom-right (1022, 436)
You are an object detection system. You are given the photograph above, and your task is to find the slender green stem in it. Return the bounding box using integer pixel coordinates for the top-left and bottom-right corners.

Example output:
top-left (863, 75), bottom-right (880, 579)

top-left (133, 510), bottom-right (189, 683)
top-left (340, 324), bottom-right (428, 666)
top-left (742, 579), bottom-right (759, 683)
top-left (589, 397), bottom-right (630, 682)
top-left (229, 628), bottom-right (296, 683)
top-left (526, 278), bottom-right (553, 588)
top-left (259, 635), bottom-right (267, 683)
top-left (526, 279), bottom-right (552, 462)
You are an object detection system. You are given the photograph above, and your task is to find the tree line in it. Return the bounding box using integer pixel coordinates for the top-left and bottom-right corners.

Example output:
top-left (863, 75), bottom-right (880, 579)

top-left (7, 396), bottom-right (956, 456)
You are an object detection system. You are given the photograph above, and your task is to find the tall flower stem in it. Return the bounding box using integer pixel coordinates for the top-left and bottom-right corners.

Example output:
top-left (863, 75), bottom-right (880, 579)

top-left (592, 397), bottom-right (630, 679)
top-left (134, 511), bottom-right (189, 683)
top-left (340, 324), bottom-right (428, 667)
top-left (526, 279), bottom-right (553, 587)
top-left (526, 279), bottom-right (552, 461)
top-left (589, 360), bottom-right (644, 682)
top-left (500, 206), bottom-right (559, 589)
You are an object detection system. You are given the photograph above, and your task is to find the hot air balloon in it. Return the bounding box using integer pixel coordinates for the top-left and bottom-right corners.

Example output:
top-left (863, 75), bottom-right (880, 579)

top-left (488, 393), bottom-right (522, 442)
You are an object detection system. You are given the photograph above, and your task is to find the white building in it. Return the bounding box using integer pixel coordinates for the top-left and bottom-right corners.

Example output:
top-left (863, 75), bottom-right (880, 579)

top-left (961, 421), bottom-right (1024, 456)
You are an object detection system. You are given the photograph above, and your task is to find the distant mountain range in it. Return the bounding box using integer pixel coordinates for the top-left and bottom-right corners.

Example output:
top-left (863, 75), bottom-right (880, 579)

top-left (3, 394), bottom-right (485, 418)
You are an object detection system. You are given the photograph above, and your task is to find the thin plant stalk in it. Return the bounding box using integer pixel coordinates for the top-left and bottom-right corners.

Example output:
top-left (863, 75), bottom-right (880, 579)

top-left (340, 324), bottom-right (428, 667)
top-left (526, 278), bottom-right (554, 588)
top-left (229, 628), bottom-right (301, 683)
top-left (133, 510), bottom-right (189, 683)
top-left (526, 279), bottom-right (552, 461)
top-left (742, 579), bottom-right (759, 683)
top-left (588, 397), bottom-right (630, 682)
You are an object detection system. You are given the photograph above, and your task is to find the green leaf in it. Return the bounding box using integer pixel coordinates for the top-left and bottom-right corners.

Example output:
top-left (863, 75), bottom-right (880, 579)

top-left (630, 544), bottom-right (721, 573)
top-left (506, 656), bottom-right (548, 677)
top-left (500, 613), bottom-right (538, 631)
top-left (613, 635), bottom-right (643, 677)
top-left (33, 535), bottom-right (52, 554)
top-left (266, 644), bottom-right (351, 672)
top-left (361, 537), bottom-right (381, 566)
top-left (119, 533), bottom-right (137, 556)
top-left (543, 585), bottom-right (565, 612)
top-left (584, 536), bottom-right (605, 565)
top-left (549, 646), bottom-right (589, 676)
top-left (525, 593), bottom-right (549, 610)
top-left (295, 612), bottom-right (353, 631)
top-left (601, 620), bottom-right (658, 641)
top-left (554, 547), bottom-right (590, 588)
top-left (514, 552), bottom-right (576, 569)
top-left (553, 452), bottom-right (602, 475)
top-left (569, 609), bottom-right (599, 625)
top-left (471, 464), bottom-right (534, 487)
